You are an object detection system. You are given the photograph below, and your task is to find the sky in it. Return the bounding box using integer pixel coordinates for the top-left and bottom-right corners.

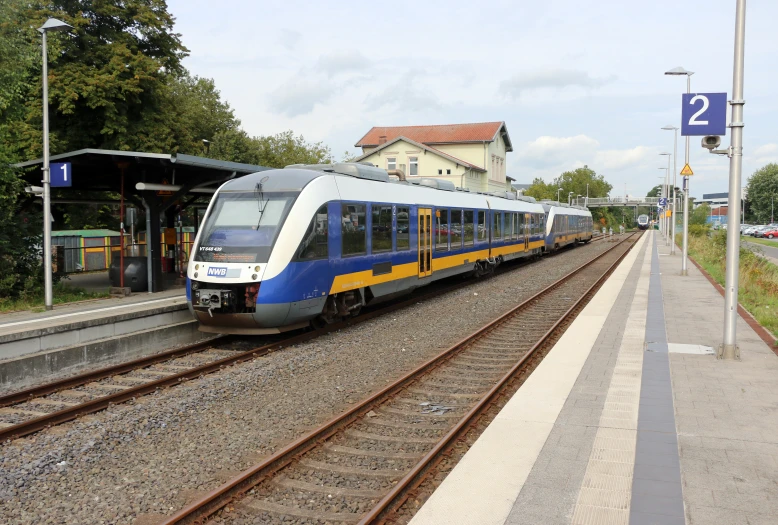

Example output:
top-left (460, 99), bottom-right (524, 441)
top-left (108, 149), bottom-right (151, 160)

top-left (167, 0), bottom-right (778, 199)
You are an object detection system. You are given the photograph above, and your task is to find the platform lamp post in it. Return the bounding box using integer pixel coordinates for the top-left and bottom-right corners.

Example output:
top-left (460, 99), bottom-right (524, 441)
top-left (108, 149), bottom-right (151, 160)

top-left (39, 18), bottom-right (73, 311)
top-left (665, 66), bottom-right (694, 275)
top-left (557, 187), bottom-right (563, 202)
top-left (660, 152), bottom-right (672, 245)
top-left (568, 191), bottom-right (573, 205)
top-left (662, 126), bottom-right (679, 253)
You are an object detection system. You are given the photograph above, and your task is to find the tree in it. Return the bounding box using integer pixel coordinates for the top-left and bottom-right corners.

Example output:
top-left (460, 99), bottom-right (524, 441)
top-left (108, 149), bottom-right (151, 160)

top-left (691, 203), bottom-right (711, 226)
top-left (524, 177), bottom-right (557, 201)
top-left (11, 0), bottom-right (189, 159)
top-left (745, 163), bottom-right (778, 223)
top-left (646, 185), bottom-right (662, 198)
top-left (554, 165), bottom-right (612, 202)
top-left (210, 129), bottom-right (331, 168)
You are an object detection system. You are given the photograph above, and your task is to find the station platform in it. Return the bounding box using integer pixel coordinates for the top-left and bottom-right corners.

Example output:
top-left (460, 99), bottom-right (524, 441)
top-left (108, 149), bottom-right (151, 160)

top-left (0, 288), bottom-right (202, 389)
top-left (411, 231), bottom-right (778, 525)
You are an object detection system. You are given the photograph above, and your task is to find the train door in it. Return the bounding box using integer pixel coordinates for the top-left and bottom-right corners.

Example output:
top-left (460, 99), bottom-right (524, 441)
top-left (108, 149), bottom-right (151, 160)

top-left (524, 213), bottom-right (530, 251)
top-left (417, 208), bottom-right (432, 277)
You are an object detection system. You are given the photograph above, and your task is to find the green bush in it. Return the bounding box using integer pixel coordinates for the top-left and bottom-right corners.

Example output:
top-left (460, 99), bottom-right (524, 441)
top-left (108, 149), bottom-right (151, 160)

top-left (688, 224), bottom-right (711, 237)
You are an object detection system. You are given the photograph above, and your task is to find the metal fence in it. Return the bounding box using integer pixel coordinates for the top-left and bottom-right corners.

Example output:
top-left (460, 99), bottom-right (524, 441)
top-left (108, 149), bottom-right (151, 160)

top-left (51, 241), bottom-right (195, 274)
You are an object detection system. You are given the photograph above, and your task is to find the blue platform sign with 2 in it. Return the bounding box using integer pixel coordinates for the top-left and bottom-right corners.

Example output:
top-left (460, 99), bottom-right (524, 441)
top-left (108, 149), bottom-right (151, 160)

top-left (50, 162), bottom-right (72, 187)
top-left (659, 197), bottom-right (667, 207)
top-left (681, 93), bottom-right (727, 136)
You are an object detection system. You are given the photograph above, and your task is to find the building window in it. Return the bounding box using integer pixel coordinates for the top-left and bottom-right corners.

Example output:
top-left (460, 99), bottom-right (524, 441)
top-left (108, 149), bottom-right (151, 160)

top-left (341, 204), bottom-right (366, 256)
top-left (387, 157), bottom-right (396, 170)
top-left (446, 169), bottom-right (451, 175)
top-left (372, 205), bottom-right (392, 253)
top-left (438, 169), bottom-right (443, 175)
top-left (396, 206), bottom-right (410, 250)
top-left (409, 157), bottom-right (418, 176)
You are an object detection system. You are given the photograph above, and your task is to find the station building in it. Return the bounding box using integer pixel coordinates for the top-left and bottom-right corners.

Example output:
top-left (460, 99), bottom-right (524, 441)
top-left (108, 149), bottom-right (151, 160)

top-left (353, 122), bottom-right (514, 193)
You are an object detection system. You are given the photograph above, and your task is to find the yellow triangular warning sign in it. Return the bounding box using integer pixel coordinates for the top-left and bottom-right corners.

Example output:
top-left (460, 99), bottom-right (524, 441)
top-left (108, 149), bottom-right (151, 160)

top-left (680, 164), bottom-right (694, 176)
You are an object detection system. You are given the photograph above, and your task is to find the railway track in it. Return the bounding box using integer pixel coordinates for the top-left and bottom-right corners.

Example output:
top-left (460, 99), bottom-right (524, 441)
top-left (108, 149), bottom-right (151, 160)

top-left (0, 237), bottom-right (611, 443)
top-left (160, 232), bottom-right (640, 525)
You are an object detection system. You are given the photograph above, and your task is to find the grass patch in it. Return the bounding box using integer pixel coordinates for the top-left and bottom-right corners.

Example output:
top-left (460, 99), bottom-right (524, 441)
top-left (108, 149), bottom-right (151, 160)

top-left (741, 236), bottom-right (778, 248)
top-left (0, 282), bottom-right (110, 314)
top-left (686, 232), bottom-right (778, 341)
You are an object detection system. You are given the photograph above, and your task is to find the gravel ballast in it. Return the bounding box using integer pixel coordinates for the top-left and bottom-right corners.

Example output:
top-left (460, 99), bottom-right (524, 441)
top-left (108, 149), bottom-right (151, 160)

top-left (0, 241), bottom-right (615, 524)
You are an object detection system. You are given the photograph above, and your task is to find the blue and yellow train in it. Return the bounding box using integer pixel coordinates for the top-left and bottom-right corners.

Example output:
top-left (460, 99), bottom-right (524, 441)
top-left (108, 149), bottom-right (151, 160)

top-left (187, 163), bottom-right (592, 334)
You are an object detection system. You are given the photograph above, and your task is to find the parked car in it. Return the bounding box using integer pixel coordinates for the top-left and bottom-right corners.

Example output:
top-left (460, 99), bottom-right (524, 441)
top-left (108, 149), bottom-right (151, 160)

top-left (763, 228), bottom-right (778, 239)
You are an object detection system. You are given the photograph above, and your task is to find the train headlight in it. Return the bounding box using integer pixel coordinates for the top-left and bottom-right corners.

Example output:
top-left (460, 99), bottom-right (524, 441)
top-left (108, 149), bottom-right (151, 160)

top-left (195, 264), bottom-right (199, 270)
top-left (194, 272), bottom-right (198, 278)
top-left (252, 273), bottom-right (257, 280)
top-left (254, 265), bottom-right (260, 272)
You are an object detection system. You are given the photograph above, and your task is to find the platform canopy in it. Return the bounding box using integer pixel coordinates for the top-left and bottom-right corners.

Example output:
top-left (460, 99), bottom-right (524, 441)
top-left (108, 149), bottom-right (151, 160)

top-left (15, 148), bottom-right (270, 292)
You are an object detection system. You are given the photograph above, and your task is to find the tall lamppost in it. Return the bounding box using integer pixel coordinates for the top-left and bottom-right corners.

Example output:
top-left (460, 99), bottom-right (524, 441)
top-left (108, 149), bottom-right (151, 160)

top-left (660, 152), bottom-right (672, 245)
top-left (39, 18), bottom-right (73, 311)
top-left (721, 0), bottom-right (747, 360)
top-left (586, 183), bottom-right (589, 206)
top-left (557, 187), bottom-right (563, 202)
top-left (665, 66), bottom-right (694, 275)
top-left (568, 191), bottom-right (574, 205)
top-left (662, 126), bottom-right (679, 253)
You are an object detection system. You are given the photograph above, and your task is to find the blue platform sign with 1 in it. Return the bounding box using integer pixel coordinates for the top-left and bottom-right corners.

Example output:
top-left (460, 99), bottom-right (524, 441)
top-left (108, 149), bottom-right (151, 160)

top-left (50, 162), bottom-right (72, 187)
top-left (681, 93), bottom-right (727, 136)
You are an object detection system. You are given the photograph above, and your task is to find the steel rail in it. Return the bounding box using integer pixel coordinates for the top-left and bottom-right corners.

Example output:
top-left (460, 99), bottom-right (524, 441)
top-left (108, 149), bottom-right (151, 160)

top-left (0, 336), bottom-right (229, 407)
top-left (0, 237), bottom-right (612, 442)
top-left (359, 232), bottom-right (639, 523)
top-left (0, 251), bottom-right (541, 442)
top-left (160, 232), bottom-right (638, 525)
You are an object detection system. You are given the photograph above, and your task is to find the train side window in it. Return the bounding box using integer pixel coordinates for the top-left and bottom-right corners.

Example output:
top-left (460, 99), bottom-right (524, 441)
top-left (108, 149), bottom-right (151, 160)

top-left (396, 206), bottom-right (410, 251)
top-left (372, 205), bottom-right (392, 253)
top-left (435, 208), bottom-right (449, 252)
top-left (492, 212), bottom-right (502, 240)
top-left (342, 203), bottom-right (366, 256)
top-left (477, 210), bottom-right (487, 242)
top-left (451, 209), bottom-right (462, 249)
top-left (296, 204), bottom-right (329, 260)
top-left (463, 210), bottom-right (474, 246)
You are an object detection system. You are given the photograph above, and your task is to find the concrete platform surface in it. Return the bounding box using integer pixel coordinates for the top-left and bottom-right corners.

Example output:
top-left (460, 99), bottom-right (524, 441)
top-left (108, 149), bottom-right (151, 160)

top-left (410, 231), bottom-right (778, 525)
top-left (0, 287), bottom-right (185, 338)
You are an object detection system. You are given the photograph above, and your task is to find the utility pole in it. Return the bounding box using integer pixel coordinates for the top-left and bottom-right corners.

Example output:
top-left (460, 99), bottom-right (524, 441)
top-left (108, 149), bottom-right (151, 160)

top-left (720, 0), bottom-right (747, 361)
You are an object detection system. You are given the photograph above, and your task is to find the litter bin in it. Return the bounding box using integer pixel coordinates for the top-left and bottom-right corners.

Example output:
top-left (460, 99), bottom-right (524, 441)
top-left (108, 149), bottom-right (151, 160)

top-left (109, 256), bottom-right (148, 292)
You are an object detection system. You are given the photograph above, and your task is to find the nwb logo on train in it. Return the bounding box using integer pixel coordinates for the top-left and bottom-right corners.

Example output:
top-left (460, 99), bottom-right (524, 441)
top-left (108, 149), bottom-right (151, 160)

top-left (207, 267), bottom-right (228, 277)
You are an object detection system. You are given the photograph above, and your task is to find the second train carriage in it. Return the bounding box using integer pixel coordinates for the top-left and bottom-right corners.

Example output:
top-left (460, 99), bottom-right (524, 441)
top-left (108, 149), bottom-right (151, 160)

top-left (540, 200), bottom-right (593, 250)
top-left (187, 163), bottom-right (593, 334)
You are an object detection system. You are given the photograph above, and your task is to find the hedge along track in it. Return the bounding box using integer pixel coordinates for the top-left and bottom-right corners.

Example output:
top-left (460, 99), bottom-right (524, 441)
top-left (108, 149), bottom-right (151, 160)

top-left (0, 236), bottom-right (609, 443)
top-left (161, 232), bottom-right (640, 525)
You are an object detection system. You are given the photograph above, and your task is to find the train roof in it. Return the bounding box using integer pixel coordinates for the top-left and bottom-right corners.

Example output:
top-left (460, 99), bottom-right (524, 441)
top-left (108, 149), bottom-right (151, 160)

top-left (217, 162), bottom-right (537, 204)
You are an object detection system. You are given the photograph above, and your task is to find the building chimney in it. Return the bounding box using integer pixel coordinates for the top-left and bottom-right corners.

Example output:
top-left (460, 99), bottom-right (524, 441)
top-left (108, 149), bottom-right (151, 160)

top-left (378, 135), bottom-right (387, 145)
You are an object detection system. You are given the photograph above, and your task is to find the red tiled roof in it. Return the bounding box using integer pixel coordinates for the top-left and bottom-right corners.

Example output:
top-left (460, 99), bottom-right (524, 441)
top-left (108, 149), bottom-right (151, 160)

top-left (355, 122), bottom-right (507, 148)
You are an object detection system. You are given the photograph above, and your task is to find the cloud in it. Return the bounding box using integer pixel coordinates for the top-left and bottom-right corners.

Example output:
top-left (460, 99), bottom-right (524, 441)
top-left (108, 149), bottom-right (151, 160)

top-left (594, 146), bottom-right (655, 171)
top-left (279, 29), bottom-right (301, 51)
top-left (500, 69), bottom-right (615, 99)
top-left (517, 135), bottom-right (600, 168)
top-left (267, 77), bottom-right (334, 117)
top-left (365, 71), bottom-right (441, 112)
top-left (316, 50), bottom-right (370, 77)
top-left (753, 143), bottom-right (778, 164)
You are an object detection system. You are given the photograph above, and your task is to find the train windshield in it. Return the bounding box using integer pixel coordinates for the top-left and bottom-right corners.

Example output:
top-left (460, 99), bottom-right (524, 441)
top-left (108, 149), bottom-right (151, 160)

top-left (194, 191), bottom-right (298, 263)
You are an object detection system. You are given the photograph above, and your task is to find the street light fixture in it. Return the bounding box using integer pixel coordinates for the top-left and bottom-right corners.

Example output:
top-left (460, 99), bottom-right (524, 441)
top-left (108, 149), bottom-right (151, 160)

top-left (660, 152), bottom-right (672, 244)
top-left (568, 191), bottom-right (574, 205)
top-left (665, 66), bottom-right (694, 276)
top-left (662, 125), bottom-right (679, 254)
top-left (39, 17), bottom-right (73, 311)
top-left (557, 187), bottom-right (563, 202)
